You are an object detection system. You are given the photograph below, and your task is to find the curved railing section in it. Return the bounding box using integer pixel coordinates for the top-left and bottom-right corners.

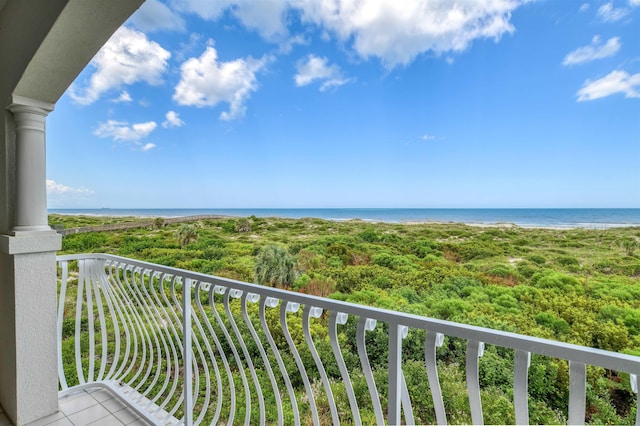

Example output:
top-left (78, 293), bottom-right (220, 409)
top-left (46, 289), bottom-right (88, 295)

top-left (57, 254), bottom-right (640, 425)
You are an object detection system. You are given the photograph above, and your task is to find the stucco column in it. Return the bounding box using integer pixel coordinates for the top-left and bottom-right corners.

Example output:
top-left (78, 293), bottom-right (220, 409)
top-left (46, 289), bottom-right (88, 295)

top-left (8, 97), bottom-right (53, 234)
top-left (0, 96), bottom-right (61, 425)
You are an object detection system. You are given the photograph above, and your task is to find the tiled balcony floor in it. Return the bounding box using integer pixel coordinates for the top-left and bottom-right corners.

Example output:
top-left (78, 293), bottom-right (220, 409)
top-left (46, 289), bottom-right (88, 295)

top-left (0, 387), bottom-right (151, 426)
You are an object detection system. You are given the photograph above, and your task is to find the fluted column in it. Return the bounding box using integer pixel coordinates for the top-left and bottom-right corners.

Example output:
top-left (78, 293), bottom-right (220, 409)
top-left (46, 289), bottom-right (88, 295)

top-left (8, 97), bottom-right (53, 234)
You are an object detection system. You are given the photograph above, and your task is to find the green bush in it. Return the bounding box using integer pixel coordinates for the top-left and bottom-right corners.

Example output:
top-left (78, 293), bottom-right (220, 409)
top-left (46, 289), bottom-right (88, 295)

top-left (234, 217), bottom-right (252, 233)
top-left (441, 241), bottom-right (504, 261)
top-left (517, 261), bottom-right (538, 278)
top-left (371, 252), bottom-right (416, 271)
top-left (527, 254), bottom-right (546, 265)
top-left (531, 270), bottom-right (582, 292)
top-left (410, 239), bottom-right (441, 258)
top-left (556, 255), bottom-right (579, 266)
top-left (62, 232), bottom-right (108, 252)
top-left (535, 311), bottom-right (571, 336)
top-left (254, 244), bottom-right (297, 288)
top-left (357, 227), bottom-right (379, 243)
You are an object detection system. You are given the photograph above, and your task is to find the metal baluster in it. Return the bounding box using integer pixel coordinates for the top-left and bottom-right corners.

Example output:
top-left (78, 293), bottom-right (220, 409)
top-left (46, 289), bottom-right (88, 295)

top-left (425, 332), bottom-right (446, 425)
top-left (75, 259), bottom-right (87, 384)
top-left (160, 275), bottom-right (189, 418)
top-left (109, 263), bottom-right (139, 384)
top-left (183, 278), bottom-right (192, 426)
top-left (57, 260), bottom-right (69, 389)
top-left (134, 269), bottom-right (165, 400)
top-left (142, 272), bottom-right (179, 412)
top-left (127, 268), bottom-right (160, 400)
top-left (86, 260), bottom-right (96, 384)
top-left (187, 279), bottom-right (213, 425)
top-left (97, 261), bottom-right (123, 383)
top-left (260, 297), bottom-right (301, 426)
top-left (329, 312), bottom-right (361, 426)
top-left (191, 281), bottom-right (222, 425)
top-left (242, 293), bottom-right (283, 426)
top-left (225, 288), bottom-right (265, 425)
top-left (356, 317), bottom-right (383, 425)
top-left (137, 270), bottom-right (177, 408)
top-left (281, 301), bottom-right (320, 426)
top-left (466, 340), bottom-right (484, 425)
top-left (399, 326), bottom-right (414, 426)
top-left (120, 266), bottom-right (151, 391)
top-left (303, 305), bottom-right (339, 425)
top-left (205, 284), bottom-right (238, 425)
top-left (200, 281), bottom-right (236, 425)
top-left (210, 285), bottom-right (251, 426)
top-left (84, 260), bottom-right (107, 382)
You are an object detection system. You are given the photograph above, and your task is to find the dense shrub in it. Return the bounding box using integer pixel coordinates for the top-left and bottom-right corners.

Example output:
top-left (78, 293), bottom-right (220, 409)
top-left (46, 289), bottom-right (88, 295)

top-left (527, 254), bottom-right (547, 265)
top-left (254, 244), bottom-right (297, 288)
top-left (556, 255), bottom-right (580, 267)
top-left (535, 311), bottom-right (571, 336)
top-left (441, 241), bottom-right (504, 262)
top-left (62, 232), bottom-right (109, 252)
top-left (410, 239), bottom-right (441, 258)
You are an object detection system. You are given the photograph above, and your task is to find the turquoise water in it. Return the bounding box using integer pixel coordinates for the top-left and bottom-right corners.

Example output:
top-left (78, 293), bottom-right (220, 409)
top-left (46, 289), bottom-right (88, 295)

top-left (48, 208), bottom-right (640, 229)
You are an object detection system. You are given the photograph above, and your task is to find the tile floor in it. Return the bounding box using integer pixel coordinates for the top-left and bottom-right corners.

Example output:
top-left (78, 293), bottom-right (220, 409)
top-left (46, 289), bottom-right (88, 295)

top-left (0, 387), bottom-right (152, 426)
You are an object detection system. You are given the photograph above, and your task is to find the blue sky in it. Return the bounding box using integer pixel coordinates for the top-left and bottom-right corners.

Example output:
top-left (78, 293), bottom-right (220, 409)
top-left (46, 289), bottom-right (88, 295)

top-left (46, 0), bottom-right (640, 209)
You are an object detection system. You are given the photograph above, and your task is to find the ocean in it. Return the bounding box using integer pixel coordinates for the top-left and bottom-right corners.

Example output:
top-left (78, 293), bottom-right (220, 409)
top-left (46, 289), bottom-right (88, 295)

top-left (48, 208), bottom-right (640, 229)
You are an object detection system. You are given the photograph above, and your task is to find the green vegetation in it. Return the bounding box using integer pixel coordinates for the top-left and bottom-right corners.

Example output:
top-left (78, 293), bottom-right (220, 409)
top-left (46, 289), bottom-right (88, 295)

top-left (175, 223), bottom-right (200, 247)
top-left (254, 244), bottom-right (297, 287)
top-left (53, 214), bottom-right (640, 424)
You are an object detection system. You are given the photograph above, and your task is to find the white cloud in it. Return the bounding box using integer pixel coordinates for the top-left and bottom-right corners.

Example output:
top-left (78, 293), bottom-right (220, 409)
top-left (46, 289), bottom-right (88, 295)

top-left (175, 33), bottom-right (204, 62)
top-left (576, 70), bottom-right (640, 101)
top-left (294, 55), bottom-right (351, 91)
top-left (130, 0), bottom-right (186, 32)
top-left (562, 36), bottom-right (621, 66)
top-left (597, 1), bottom-right (629, 22)
top-left (579, 3), bottom-right (590, 12)
top-left (294, 0), bottom-right (528, 68)
top-left (172, 0), bottom-right (288, 39)
top-left (173, 0), bottom-right (528, 68)
top-left (162, 111), bottom-right (185, 128)
top-left (95, 120), bottom-right (158, 142)
top-left (173, 45), bottom-right (268, 120)
top-left (631, 0), bottom-right (640, 6)
top-left (141, 143), bottom-right (157, 151)
top-left (421, 134), bottom-right (437, 140)
top-left (46, 180), bottom-right (94, 196)
top-left (278, 34), bottom-right (309, 54)
top-left (69, 27), bottom-right (171, 105)
top-left (112, 91), bottom-right (133, 103)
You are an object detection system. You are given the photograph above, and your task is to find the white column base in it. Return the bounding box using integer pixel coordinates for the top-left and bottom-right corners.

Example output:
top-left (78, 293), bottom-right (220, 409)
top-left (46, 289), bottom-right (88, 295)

top-left (11, 225), bottom-right (54, 234)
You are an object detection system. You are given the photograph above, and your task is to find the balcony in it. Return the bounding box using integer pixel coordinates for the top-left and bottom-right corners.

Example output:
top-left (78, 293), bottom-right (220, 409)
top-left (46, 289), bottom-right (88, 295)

top-left (56, 253), bottom-right (640, 425)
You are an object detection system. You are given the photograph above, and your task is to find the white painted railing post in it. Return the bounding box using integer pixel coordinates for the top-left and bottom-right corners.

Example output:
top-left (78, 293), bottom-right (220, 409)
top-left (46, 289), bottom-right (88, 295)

top-left (388, 323), bottom-right (403, 425)
top-left (183, 278), bottom-right (193, 425)
top-left (568, 361), bottom-right (586, 425)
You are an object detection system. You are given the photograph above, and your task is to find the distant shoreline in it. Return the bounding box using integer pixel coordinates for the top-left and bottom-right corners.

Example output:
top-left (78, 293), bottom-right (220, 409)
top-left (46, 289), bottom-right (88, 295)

top-left (49, 208), bottom-right (640, 231)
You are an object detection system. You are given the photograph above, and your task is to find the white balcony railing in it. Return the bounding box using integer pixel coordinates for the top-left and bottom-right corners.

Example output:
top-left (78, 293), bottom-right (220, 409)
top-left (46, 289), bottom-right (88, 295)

top-left (57, 254), bottom-right (640, 425)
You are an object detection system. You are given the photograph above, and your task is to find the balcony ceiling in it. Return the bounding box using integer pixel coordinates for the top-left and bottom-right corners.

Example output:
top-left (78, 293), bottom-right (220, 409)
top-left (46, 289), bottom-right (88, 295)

top-left (0, 0), bottom-right (143, 105)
